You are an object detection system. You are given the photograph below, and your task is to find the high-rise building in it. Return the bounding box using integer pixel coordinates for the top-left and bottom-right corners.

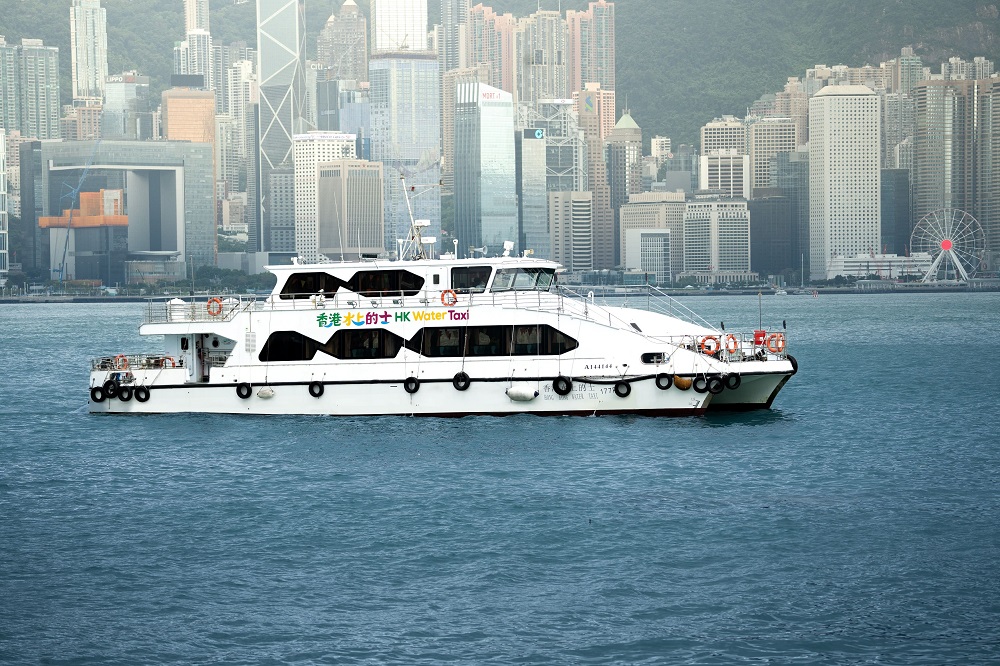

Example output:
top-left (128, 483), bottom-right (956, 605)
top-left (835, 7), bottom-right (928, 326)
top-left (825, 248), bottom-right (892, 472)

top-left (651, 136), bottom-right (671, 167)
top-left (549, 191), bottom-right (593, 272)
top-left (576, 82), bottom-right (615, 269)
top-left (941, 56), bottom-right (995, 81)
top-left (441, 63), bottom-right (490, 193)
top-left (440, 0), bottom-right (470, 73)
top-left (809, 85), bottom-right (881, 281)
top-left (529, 99), bottom-right (588, 193)
top-left (162, 87), bottom-right (216, 144)
top-left (912, 78), bottom-right (1000, 266)
top-left (515, 126), bottom-right (549, 258)
top-left (184, 0), bottom-right (210, 33)
top-left (567, 0), bottom-right (615, 93)
top-left (454, 82), bottom-right (517, 255)
top-left (256, 0), bottom-right (311, 251)
top-left (619, 191), bottom-right (685, 281)
top-left (292, 132), bottom-right (359, 262)
top-left (774, 77), bottom-right (809, 143)
top-left (746, 117), bottom-right (797, 197)
top-left (465, 4), bottom-right (516, 95)
top-left (371, 0), bottom-right (428, 52)
top-left (318, 0), bottom-right (369, 82)
top-left (891, 47), bottom-right (924, 95)
top-left (700, 116), bottom-right (745, 155)
top-left (268, 166), bottom-right (295, 253)
top-left (317, 159), bottom-right (385, 260)
top-left (212, 41), bottom-right (254, 114)
top-left (514, 10), bottom-right (569, 103)
top-left (699, 150), bottom-right (749, 199)
top-left (0, 128), bottom-right (7, 286)
top-left (881, 168), bottom-right (911, 256)
top-left (623, 229), bottom-right (670, 285)
top-left (770, 148), bottom-right (810, 282)
top-left (102, 72), bottom-right (152, 140)
top-left (749, 189), bottom-right (795, 278)
top-left (70, 0), bottom-right (108, 104)
top-left (1, 38), bottom-right (61, 140)
top-left (605, 111), bottom-right (643, 266)
top-left (881, 92), bottom-right (915, 169)
top-left (369, 52), bottom-right (441, 253)
top-left (60, 104), bottom-right (102, 141)
top-left (681, 197), bottom-right (752, 284)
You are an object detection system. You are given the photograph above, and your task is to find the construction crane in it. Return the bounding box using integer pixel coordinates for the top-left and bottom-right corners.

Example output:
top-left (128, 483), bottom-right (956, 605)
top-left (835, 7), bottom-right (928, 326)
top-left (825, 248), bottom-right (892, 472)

top-left (56, 139), bottom-right (102, 288)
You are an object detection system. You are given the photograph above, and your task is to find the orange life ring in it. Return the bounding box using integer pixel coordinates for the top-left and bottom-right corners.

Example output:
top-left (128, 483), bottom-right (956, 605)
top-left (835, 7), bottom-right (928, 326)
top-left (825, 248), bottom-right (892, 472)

top-left (700, 336), bottom-right (721, 355)
top-left (725, 334), bottom-right (740, 354)
top-left (766, 333), bottom-right (786, 353)
top-left (114, 354), bottom-right (129, 370)
top-left (441, 290), bottom-right (458, 306)
top-left (159, 356), bottom-right (176, 368)
top-left (207, 297), bottom-right (223, 316)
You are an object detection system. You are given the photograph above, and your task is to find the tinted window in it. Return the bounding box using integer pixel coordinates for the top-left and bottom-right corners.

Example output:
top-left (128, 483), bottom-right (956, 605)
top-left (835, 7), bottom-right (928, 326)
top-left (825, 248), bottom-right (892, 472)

top-left (348, 270), bottom-right (424, 296)
top-left (404, 325), bottom-right (578, 357)
top-left (404, 327), bottom-right (466, 357)
top-left (451, 266), bottom-right (492, 293)
top-left (259, 329), bottom-right (403, 362)
top-left (258, 331), bottom-right (321, 362)
top-left (279, 272), bottom-right (349, 300)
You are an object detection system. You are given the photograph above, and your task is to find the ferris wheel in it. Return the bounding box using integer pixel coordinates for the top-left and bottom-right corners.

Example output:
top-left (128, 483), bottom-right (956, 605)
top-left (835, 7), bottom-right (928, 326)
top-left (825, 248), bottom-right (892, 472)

top-left (909, 208), bottom-right (986, 282)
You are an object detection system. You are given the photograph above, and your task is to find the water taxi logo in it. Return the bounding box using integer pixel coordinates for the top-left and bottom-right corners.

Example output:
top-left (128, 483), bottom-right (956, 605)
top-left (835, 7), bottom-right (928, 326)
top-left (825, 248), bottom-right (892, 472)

top-left (317, 310), bottom-right (469, 328)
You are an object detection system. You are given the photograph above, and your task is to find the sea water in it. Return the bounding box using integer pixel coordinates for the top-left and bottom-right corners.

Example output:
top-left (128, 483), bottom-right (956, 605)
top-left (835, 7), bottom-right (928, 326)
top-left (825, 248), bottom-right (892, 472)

top-left (1, 294), bottom-right (999, 664)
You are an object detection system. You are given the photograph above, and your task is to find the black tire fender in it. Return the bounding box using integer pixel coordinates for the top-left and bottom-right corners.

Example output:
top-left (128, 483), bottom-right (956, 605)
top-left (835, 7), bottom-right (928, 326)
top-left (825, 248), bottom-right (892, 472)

top-left (134, 386), bottom-right (150, 403)
top-left (724, 374), bottom-right (741, 390)
top-left (308, 381), bottom-right (324, 398)
top-left (614, 381), bottom-right (631, 398)
top-left (118, 386), bottom-right (133, 402)
top-left (236, 382), bottom-right (252, 399)
top-left (103, 379), bottom-right (119, 399)
top-left (655, 373), bottom-right (673, 390)
top-left (404, 377), bottom-right (420, 394)
top-left (553, 376), bottom-right (572, 396)
top-left (693, 377), bottom-right (709, 394)
top-left (707, 376), bottom-right (724, 395)
top-left (452, 372), bottom-right (470, 391)
top-left (90, 386), bottom-right (106, 403)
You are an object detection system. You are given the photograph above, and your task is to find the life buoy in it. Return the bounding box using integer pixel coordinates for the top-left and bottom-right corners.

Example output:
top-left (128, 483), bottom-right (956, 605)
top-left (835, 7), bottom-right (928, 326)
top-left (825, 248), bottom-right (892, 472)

top-left (725, 334), bottom-right (740, 354)
top-left (114, 354), bottom-right (129, 370)
top-left (766, 333), bottom-right (786, 353)
top-left (159, 356), bottom-right (176, 368)
top-left (404, 377), bottom-right (420, 394)
top-left (724, 374), bottom-right (742, 390)
top-left (452, 371), bottom-right (471, 391)
top-left (134, 386), bottom-right (150, 403)
top-left (440, 290), bottom-right (458, 306)
top-left (655, 373), bottom-right (673, 390)
top-left (553, 376), bottom-right (573, 396)
top-left (614, 381), bottom-right (631, 398)
top-left (700, 336), bottom-right (721, 355)
top-left (308, 381), bottom-right (324, 398)
top-left (207, 297), bottom-right (223, 316)
top-left (707, 377), bottom-right (725, 395)
top-left (236, 382), bottom-right (252, 399)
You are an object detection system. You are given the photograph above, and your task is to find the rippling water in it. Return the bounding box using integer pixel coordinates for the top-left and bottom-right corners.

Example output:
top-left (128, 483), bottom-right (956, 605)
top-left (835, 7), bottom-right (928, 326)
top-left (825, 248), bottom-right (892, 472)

top-left (2, 294), bottom-right (999, 664)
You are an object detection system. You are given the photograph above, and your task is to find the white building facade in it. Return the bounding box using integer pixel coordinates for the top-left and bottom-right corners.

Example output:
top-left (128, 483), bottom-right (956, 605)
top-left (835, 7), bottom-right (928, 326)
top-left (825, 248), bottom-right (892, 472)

top-left (680, 198), bottom-right (755, 284)
top-left (292, 132), bottom-right (358, 262)
top-left (809, 85), bottom-right (881, 281)
top-left (371, 0), bottom-right (428, 52)
top-left (70, 0), bottom-right (109, 103)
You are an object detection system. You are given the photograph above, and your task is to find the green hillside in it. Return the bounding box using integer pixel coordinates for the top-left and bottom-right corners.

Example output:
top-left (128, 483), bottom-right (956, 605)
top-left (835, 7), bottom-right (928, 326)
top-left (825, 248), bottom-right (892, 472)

top-left (2, 0), bottom-right (999, 144)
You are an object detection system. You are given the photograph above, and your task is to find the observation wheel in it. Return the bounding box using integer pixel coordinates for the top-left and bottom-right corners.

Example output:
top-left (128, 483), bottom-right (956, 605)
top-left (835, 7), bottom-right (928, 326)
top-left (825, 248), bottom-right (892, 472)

top-left (909, 208), bottom-right (985, 282)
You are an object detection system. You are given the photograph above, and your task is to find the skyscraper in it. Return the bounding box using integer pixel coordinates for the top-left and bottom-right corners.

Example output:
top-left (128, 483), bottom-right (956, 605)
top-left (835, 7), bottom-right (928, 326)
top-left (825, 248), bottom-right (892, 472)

top-left (605, 111), bottom-right (643, 266)
top-left (465, 4), bottom-right (516, 95)
top-left (317, 159), bottom-right (385, 261)
top-left (576, 82), bottom-right (615, 269)
top-left (292, 132), bottom-right (359, 262)
top-left (369, 51), bottom-right (441, 253)
top-left (912, 78), bottom-right (1000, 267)
top-left (256, 0), bottom-right (310, 251)
top-left (441, 63), bottom-right (490, 193)
top-left (699, 150), bottom-right (749, 198)
top-left (567, 0), bottom-right (615, 92)
top-left (14, 39), bottom-right (61, 140)
top-left (317, 0), bottom-right (369, 82)
top-left (371, 0), bottom-right (428, 52)
top-left (102, 72), bottom-right (152, 140)
top-left (700, 116), bottom-right (745, 155)
top-left (184, 0), bottom-right (210, 33)
top-left (549, 191), bottom-right (593, 272)
top-left (440, 0), bottom-right (470, 73)
top-left (70, 0), bottom-right (108, 103)
top-left (809, 85), bottom-right (881, 281)
top-left (682, 198), bottom-right (752, 283)
top-left (454, 82), bottom-right (517, 255)
top-left (746, 116), bottom-right (797, 197)
top-left (514, 10), bottom-right (569, 103)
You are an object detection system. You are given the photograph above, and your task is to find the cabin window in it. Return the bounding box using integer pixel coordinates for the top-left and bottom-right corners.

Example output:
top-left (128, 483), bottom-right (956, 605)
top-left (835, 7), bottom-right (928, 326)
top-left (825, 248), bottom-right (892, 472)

top-left (641, 352), bottom-right (666, 364)
top-left (490, 267), bottom-right (555, 292)
top-left (348, 270), bottom-right (425, 296)
top-left (405, 325), bottom-right (578, 358)
top-left (433, 274), bottom-right (440, 285)
top-left (259, 329), bottom-right (404, 362)
top-left (279, 272), bottom-right (349, 300)
top-left (451, 266), bottom-right (492, 293)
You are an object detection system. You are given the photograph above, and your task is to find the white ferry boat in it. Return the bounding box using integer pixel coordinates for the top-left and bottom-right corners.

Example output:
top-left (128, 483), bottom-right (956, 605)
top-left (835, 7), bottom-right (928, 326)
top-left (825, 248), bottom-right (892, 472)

top-left (87, 244), bottom-right (797, 417)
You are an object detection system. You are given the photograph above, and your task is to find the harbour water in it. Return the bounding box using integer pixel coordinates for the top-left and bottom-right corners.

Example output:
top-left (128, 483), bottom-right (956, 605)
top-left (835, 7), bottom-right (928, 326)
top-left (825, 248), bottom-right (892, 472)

top-left (2, 293), bottom-right (999, 664)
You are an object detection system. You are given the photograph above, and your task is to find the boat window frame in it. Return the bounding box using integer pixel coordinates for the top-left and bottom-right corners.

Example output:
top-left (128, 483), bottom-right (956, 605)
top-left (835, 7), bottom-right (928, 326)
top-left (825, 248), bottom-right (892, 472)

top-left (450, 266), bottom-right (492, 294)
top-left (490, 267), bottom-right (556, 293)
